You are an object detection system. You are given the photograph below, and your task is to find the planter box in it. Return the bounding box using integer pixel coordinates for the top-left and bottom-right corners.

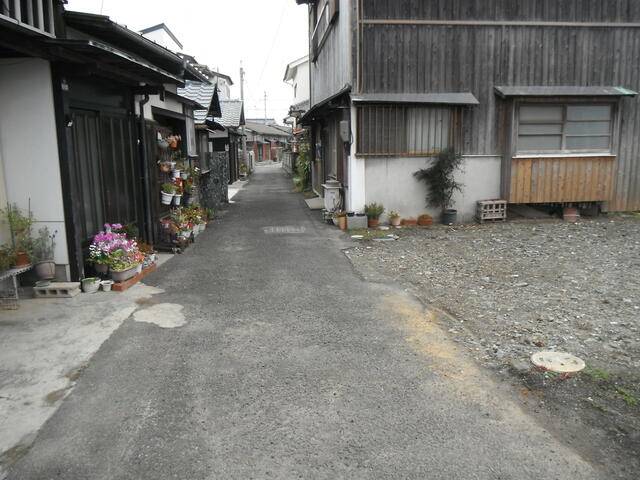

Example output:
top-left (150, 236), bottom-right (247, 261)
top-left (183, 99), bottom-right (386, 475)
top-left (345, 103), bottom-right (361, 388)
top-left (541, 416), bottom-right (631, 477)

top-left (112, 263), bottom-right (157, 292)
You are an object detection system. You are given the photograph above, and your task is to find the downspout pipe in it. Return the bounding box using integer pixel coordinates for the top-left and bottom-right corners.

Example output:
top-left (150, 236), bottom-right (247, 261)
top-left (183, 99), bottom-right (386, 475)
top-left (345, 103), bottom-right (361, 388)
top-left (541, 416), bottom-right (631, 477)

top-left (138, 94), bottom-right (153, 242)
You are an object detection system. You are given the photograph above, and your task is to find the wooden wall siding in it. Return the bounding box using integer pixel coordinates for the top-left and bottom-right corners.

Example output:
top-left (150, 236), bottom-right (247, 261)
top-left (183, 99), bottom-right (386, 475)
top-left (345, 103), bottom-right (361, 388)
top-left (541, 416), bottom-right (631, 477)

top-left (358, 20), bottom-right (640, 210)
top-left (509, 156), bottom-right (616, 204)
top-left (361, 0), bottom-right (640, 22)
top-left (310, 0), bottom-right (353, 107)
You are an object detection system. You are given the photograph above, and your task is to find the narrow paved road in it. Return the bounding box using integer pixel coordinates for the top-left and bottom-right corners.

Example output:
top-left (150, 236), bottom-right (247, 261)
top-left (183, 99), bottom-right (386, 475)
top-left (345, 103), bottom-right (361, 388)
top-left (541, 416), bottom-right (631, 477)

top-left (9, 165), bottom-right (601, 479)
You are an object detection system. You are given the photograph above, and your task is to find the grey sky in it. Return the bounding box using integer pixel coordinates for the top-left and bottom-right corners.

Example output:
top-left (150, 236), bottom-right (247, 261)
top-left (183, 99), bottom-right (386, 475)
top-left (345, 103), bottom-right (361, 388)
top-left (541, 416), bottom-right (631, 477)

top-left (66, 0), bottom-right (309, 123)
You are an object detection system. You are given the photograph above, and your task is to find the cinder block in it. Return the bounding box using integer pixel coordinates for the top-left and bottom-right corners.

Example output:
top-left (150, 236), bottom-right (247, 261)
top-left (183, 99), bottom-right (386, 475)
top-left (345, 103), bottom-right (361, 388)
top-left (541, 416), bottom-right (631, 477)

top-left (34, 282), bottom-right (81, 298)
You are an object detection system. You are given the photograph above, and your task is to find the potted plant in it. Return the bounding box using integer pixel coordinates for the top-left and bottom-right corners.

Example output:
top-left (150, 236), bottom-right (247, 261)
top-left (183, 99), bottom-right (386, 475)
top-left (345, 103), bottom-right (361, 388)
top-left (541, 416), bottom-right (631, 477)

top-left (0, 246), bottom-right (15, 272)
top-left (2, 203), bottom-right (33, 267)
top-left (173, 184), bottom-right (183, 206)
top-left (161, 183), bottom-right (176, 205)
top-left (364, 202), bottom-right (384, 228)
top-left (81, 277), bottom-right (101, 294)
top-left (32, 227), bottom-right (57, 280)
top-left (388, 211), bottom-right (401, 227)
top-left (159, 161), bottom-right (172, 173)
top-left (413, 149), bottom-right (464, 225)
top-left (108, 250), bottom-right (139, 283)
top-left (333, 211), bottom-right (347, 230)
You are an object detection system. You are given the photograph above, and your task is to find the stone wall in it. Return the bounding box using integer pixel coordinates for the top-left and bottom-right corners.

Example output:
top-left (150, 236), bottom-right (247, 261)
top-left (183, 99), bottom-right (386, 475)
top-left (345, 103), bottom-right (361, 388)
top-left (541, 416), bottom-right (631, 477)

top-left (200, 151), bottom-right (229, 211)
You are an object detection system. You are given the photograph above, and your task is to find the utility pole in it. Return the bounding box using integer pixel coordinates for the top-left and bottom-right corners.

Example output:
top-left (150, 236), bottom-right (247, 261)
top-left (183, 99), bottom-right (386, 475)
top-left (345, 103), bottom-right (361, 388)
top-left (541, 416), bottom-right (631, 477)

top-left (264, 91), bottom-right (268, 123)
top-left (240, 63), bottom-right (248, 169)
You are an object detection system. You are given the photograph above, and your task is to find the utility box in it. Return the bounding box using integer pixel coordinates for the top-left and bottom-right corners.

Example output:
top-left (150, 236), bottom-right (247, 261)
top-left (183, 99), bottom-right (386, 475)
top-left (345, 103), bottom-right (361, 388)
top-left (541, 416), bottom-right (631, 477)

top-left (322, 180), bottom-right (342, 211)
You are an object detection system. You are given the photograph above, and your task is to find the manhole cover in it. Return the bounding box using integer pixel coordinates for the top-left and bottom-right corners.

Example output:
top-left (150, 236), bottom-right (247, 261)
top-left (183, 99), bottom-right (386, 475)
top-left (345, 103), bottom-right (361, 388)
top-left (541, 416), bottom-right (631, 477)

top-left (263, 226), bottom-right (306, 234)
top-left (531, 351), bottom-right (585, 373)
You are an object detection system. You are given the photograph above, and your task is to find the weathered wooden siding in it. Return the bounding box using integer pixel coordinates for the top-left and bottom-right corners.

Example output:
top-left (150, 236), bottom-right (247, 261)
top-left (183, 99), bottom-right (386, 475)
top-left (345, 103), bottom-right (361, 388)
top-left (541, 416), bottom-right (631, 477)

top-left (509, 156), bottom-right (616, 204)
top-left (362, 0), bottom-right (640, 22)
top-left (309, 0), bottom-right (354, 106)
top-left (358, 0), bottom-right (640, 210)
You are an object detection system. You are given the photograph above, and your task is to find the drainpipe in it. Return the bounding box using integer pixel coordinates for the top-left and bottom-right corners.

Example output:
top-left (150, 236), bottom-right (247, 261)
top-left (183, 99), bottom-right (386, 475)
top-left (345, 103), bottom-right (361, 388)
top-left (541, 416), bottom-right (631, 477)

top-left (138, 94), bottom-right (153, 242)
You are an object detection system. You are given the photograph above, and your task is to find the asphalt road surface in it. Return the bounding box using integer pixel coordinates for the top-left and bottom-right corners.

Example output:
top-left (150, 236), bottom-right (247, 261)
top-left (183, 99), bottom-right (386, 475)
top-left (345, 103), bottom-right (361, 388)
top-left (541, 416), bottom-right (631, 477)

top-left (8, 165), bottom-right (603, 479)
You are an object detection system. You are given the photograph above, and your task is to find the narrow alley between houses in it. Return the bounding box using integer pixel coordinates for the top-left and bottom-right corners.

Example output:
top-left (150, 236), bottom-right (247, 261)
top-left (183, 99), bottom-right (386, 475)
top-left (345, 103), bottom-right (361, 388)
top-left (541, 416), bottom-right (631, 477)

top-left (4, 166), bottom-right (600, 479)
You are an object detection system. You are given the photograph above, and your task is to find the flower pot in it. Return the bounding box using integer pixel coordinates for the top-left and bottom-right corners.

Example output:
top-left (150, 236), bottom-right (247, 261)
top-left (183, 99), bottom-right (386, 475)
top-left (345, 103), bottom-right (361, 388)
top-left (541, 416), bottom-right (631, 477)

top-left (161, 191), bottom-right (174, 205)
top-left (181, 172), bottom-right (189, 180)
top-left (100, 280), bottom-right (114, 292)
top-left (368, 218), bottom-right (380, 228)
top-left (81, 277), bottom-right (101, 294)
top-left (135, 264), bottom-right (142, 275)
top-left (417, 214), bottom-right (433, 226)
top-left (173, 194), bottom-right (182, 206)
top-left (172, 169), bottom-right (181, 179)
top-left (337, 216), bottom-right (347, 231)
top-left (13, 251), bottom-right (30, 268)
top-left (402, 218), bottom-right (417, 226)
top-left (95, 263), bottom-right (109, 274)
top-left (390, 217), bottom-right (402, 227)
top-left (34, 260), bottom-right (56, 280)
top-left (441, 209), bottom-right (457, 225)
top-left (158, 139), bottom-right (169, 150)
top-left (110, 266), bottom-right (138, 283)
top-left (159, 162), bottom-right (171, 173)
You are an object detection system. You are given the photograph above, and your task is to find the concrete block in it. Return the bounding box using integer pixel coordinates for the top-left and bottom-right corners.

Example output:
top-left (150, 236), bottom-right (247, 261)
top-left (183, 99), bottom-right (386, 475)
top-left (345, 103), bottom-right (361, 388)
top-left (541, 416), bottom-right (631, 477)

top-left (34, 282), bottom-right (81, 298)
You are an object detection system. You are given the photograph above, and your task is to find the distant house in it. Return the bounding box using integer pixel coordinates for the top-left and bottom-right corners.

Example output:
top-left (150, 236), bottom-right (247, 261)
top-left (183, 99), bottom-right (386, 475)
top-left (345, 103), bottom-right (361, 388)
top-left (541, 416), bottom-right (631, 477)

top-left (283, 55), bottom-right (310, 131)
top-left (212, 100), bottom-right (246, 183)
top-left (296, 0), bottom-right (640, 220)
top-left (140, 23), bottom-right (184, 52)
top-left (244, 122), bottom-right (292, 163)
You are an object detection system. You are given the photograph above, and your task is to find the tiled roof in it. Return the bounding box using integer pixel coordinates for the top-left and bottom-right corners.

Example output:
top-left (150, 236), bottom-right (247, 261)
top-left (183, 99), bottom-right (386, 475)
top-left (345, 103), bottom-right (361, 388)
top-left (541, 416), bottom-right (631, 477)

top-left (244, 122), bottom-right (292, 137)
top-left (214, 100), bottom-right (245, 128)
top-left (178, 80), bottom-right (217, 124)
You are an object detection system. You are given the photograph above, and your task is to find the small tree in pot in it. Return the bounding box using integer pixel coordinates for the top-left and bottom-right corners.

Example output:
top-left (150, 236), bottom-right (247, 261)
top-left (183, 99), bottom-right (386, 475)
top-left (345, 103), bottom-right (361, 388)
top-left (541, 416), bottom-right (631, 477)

top-left (364, 202), bottom-right (385, 228)
top-left (413, 149), bottom-right (464, 225)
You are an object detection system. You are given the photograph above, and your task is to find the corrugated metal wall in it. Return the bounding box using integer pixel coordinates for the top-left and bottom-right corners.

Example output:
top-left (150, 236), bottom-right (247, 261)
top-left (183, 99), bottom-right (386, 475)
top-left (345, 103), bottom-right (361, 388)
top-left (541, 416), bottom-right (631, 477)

top-left (359, 0), bottom-right (640, 210)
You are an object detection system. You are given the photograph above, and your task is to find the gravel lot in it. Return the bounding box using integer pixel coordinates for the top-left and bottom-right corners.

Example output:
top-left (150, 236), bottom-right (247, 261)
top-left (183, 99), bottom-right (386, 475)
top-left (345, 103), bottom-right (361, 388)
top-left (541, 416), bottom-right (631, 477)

top-left (345, 215), bottom-right (640, 477)
top-left (346, 216), bottom-right (640, 373)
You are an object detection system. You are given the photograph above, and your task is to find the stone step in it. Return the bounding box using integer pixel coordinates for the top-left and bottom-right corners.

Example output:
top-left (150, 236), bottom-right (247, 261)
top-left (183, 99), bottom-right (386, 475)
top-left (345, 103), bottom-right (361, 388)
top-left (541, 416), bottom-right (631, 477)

top-left (34, 282), bottom-right (81, 298)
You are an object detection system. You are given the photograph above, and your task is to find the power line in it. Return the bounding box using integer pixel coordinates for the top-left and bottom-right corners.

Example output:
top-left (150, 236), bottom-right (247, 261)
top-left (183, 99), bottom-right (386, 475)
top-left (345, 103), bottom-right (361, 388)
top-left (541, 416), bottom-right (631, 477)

top-left (256, 0), bottom-right (288, 86)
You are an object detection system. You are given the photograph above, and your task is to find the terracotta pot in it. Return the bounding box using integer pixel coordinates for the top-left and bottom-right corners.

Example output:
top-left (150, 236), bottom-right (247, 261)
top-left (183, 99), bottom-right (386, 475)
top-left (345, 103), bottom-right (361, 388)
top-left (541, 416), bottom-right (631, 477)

top-left (390, 217), bottom-right (402, 227)
top-left (14, 251), bottom-right (30, 267)
top-left (402, 218), bottom-right (417, 226)
top-left (368, 218), bottom-right (380, 228)
top-left (417, 214), bottom-right (433, 226)
top-left (337, 216), bottom-right (347, 230)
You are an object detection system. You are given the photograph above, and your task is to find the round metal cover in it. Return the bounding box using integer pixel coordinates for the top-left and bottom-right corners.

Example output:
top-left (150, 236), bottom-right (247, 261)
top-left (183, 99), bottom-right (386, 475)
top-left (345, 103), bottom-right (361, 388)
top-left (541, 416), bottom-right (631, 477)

top-left (531, 351), bottom-right (585, 373)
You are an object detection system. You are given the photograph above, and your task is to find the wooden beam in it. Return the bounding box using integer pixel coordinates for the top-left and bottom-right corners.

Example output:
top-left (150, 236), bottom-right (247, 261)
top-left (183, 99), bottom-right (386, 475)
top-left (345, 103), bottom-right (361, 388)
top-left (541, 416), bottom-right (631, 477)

top-left (361, 19), bottom-right (640, 29)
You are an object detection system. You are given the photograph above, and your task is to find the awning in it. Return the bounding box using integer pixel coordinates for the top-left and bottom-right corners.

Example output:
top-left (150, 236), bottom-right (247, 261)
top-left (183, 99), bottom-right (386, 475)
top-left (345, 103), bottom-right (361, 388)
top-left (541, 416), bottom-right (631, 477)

top-left (300, 84), bottom-right (352, 125)
top-left (494, 86), bottom-right (638, 98)
top-left (352, 92), bottom-right (480, 105)
top-left (48, 39), bottom-right (184, 85)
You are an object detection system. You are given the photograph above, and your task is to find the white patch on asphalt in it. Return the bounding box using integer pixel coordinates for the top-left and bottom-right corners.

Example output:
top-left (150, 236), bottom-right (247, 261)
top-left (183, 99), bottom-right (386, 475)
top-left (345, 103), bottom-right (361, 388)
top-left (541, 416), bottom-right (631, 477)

top-left (133, 303), bottom-right (186, 329)
top-left (263, 226), bottom-right (306, 234)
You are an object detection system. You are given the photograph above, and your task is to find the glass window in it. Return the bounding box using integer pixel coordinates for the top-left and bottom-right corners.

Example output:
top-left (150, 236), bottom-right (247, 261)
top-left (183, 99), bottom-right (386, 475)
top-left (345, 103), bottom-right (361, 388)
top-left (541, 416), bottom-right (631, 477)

top-left (517, 103), bottom-right (613, 154)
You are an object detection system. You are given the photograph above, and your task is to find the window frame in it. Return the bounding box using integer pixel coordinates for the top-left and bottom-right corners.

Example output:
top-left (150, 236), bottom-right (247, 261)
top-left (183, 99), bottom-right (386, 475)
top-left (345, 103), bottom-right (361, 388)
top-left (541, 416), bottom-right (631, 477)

top-left (515, 101), bottom-right (616, 155)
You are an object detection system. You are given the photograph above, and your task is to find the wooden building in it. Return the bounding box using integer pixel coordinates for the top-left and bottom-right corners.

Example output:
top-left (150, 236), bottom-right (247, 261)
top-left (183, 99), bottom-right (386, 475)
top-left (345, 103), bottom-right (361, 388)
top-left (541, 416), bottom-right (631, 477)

top-left (297, 0), bottom-right (640, 220)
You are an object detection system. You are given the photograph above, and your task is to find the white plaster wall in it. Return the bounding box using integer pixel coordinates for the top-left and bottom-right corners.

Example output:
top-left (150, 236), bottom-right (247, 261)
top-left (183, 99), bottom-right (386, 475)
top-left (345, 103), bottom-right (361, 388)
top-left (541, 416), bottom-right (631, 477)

top-left (363, 155), bottom-right (502, 223)
top-left (293, 62), bottom-right (310, 105)
top-left (141, 29), bottom-right (182, 53)
top-left (0, 58), bottom-right (69, 266)
top-left (140, 84), bottom-right (183, 119)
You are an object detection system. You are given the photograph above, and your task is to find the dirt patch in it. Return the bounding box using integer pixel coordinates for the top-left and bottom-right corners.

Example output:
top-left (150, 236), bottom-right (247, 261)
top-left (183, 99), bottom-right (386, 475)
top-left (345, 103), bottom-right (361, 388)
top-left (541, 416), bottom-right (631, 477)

top-left (44, 388), bottom-right (69, 405)
top-left (346, 216), bottom-right (640, 478)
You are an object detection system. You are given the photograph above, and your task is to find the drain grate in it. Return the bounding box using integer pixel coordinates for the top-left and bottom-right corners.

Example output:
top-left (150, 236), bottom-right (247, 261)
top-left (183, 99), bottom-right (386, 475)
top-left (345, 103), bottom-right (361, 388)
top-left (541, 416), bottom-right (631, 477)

top-left (263, 226), bottom-right (307, 234)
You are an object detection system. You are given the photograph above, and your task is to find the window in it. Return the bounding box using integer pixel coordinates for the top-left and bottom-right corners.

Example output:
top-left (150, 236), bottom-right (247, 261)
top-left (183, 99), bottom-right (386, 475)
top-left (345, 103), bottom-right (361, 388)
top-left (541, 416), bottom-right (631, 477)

top-left (517, 103), bottom-right (613, 154)
top-left (311, 0), bottom-right (339, 61)
top-left (357, 105), bottom-right (452, 156)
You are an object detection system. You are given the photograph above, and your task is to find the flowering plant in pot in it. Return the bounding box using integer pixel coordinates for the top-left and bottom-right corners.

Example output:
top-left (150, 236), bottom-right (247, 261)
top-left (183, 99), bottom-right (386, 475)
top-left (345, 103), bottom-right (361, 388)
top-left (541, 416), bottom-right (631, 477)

top-left (108, 249), bottom-right (142, 282)
top-left (413, 149), bottom-right (464, 225)
top-left (161, 183), bottom-right (176, 205)
top-left (364, 203), bottom-right (385, 228)
top-left (89, 223), bottom-right (136, 275)
top-left (388, 211), bottom-right (401, 227)
top-left (173, 183), bottom-right (183, 206)
top-left (32, 227), bottom-right (57, 280)
top-left (81, 277), bottom-right (101, 294)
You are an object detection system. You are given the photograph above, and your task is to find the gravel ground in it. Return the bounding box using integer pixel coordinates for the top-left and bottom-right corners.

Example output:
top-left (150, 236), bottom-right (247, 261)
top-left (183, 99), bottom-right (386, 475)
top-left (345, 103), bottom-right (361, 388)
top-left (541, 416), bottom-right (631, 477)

top-left (345, 215), bottom-right (640, 477)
